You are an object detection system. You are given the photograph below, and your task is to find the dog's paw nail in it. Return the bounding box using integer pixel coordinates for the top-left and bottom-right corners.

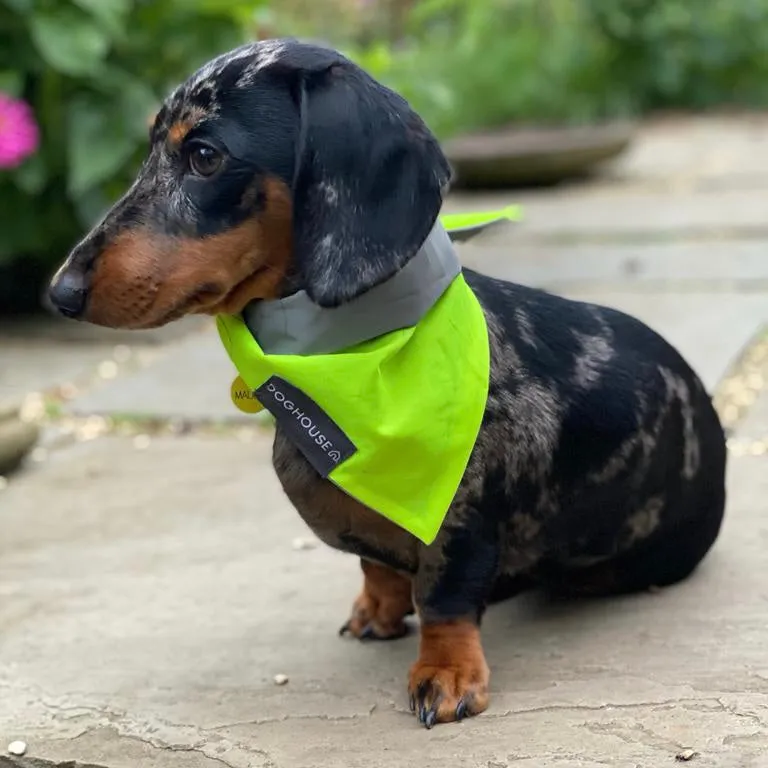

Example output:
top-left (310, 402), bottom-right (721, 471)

top-left (409, 694), bottom-right (416, 712)
top-left (418, 704), bottom-right (428, 724)
top-left (424, 709), bottom-right (437, 729)
top-left (359, 624), bottom-right (375, 640)
top-left (338, 621), bottom-right (351, 637)
top-left (456, 699), bottom-right (467, 720)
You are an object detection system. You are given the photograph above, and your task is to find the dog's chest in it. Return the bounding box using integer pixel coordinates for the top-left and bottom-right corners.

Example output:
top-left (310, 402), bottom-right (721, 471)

top-left (271, 428), bottom-right (419, 571)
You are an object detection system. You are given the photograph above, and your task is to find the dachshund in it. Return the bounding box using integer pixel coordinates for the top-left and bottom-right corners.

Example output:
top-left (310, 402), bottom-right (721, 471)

top-left (48, 38), bottom-right (727, 729)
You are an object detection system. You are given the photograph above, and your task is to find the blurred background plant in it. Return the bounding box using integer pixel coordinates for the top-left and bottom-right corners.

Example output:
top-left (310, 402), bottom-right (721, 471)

top-left (273, 0), bottom-right (768, 138)
top-left (2, 0), bottom-right (768, 313)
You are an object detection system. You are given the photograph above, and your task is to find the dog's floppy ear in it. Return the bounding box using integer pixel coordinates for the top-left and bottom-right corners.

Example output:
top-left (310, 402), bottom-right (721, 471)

top-left (285, 48), bottom-right (452, 307)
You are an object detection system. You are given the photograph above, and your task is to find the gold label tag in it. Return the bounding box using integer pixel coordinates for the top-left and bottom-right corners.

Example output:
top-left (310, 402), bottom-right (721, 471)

top-left (230, 376), bottom-right (264, 414)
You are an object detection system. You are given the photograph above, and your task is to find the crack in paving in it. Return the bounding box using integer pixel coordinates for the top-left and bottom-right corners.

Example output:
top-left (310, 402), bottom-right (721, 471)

top-left (208, 703), bottom-right (378, 731)
top-left (63, 727), bottom-right (275, 768)
top-left (475, 696), bottom-right (728, 719)
top-left (714, 698), bottom-right (768, 729)
top-left (0, 758), bottom-right (110, 768)
top-left (108, 734), bottom-right (254, 768)
top-left (579, 720), bottom-right (680, 754)
top-left (3, 693), bottom-right (275, 768)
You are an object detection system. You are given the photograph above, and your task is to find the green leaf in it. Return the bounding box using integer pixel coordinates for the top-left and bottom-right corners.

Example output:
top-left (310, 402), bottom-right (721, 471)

top-left (13, 152), bottom-right (47, 195)
top-left (0, 70), bottom-right (22, 96)
top-left (2, 0), bottom-right (33, 12)
top-left (70, 0), bottom-right (131, 37)
top-left (95, 67), bottom-right (160, 140)
top-left (66, 96), bottom-right (137, 195)
top-left (0, 183), bottom-right (48, 260)
top-left (29, 8), bottom-right (110, 76)
top-left (72, 185), bottom-right (112, 228)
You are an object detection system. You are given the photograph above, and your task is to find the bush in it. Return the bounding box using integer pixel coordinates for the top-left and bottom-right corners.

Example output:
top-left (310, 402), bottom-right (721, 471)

top-left (348, 0), bottom-right (622, 138)
top-left (586, 0), bottom-right (768, 111)
top-left (0, 0), bottom-right (265, 279)
top-left (340, 0), bottom-right (768, 139)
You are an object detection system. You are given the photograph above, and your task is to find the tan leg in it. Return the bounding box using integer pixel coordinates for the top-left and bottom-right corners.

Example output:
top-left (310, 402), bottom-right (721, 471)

top-left (408, 620), bottom-right (490, 728)
top-left (339, 559), bottom-right (414, 640)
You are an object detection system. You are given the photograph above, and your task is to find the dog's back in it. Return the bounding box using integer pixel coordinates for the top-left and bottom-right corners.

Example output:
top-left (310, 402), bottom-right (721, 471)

top-left (464, 267), bottom-right (727, 597)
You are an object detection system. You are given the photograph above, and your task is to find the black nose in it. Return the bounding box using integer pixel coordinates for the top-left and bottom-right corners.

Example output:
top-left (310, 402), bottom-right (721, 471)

top-left (48, 269), bottom-right (87, 319)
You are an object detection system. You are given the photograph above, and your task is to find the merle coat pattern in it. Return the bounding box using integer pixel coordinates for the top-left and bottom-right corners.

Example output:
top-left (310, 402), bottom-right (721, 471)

top-left (48, 39), bottom-right (727, 729)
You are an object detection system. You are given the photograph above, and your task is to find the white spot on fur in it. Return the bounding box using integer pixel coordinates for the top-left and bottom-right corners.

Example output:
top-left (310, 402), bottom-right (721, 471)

top-left (236, 40), bottom-right (289, 87)
top-left (512, 513), bottom-right (541, 541)
top-left (626, 496), bottom-right (663, 540)
top-left (659, 366), bottom-right (700, 479)
top-left (310, 234), bottom-right (342, 297)
top-left (176, 45), bottom-right (255, 103)
top-left (488, 378), bottom-right (563, 485)
top-left (572, 331), bottom-right (614, 389)
top-left (515, 307), bottom-right (537, 348)
top-left (318, 181), bottom-right (339, 206)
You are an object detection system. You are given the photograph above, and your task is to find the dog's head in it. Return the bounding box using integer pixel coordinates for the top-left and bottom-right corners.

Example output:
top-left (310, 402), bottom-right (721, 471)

top-left (48, 39), bottom-right (451, 328)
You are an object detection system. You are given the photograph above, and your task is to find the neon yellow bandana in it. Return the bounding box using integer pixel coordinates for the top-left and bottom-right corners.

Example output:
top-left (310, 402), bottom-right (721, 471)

top-left (216, 208), bottom-right (518, 544)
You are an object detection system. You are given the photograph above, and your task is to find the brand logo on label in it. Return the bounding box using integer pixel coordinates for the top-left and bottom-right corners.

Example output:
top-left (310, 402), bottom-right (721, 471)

top-left (255, 375), bottom-right (357, 477)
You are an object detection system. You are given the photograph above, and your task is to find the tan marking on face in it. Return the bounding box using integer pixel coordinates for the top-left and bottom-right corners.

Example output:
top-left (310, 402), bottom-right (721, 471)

top-left (85, 177), bottom-right (294, 329)
top-left (167, 121), bottom-right (194, 145)
top-left (166, 107), bottom-right (208, 146)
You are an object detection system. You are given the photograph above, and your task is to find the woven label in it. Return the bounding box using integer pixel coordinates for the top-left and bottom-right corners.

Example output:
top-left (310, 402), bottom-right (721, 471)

top-left (255, 375), bottom-right (357, 477)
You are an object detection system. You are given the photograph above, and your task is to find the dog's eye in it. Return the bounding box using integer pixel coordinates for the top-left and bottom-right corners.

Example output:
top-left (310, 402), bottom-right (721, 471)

top-left (188, 144), bottom-right (223, 177)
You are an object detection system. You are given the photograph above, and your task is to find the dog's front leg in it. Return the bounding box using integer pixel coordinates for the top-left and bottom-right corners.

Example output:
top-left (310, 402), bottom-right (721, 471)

top-left (339, 558), bottom-right (414, 640)
top-left (408, 514), bottom-right (498, 728)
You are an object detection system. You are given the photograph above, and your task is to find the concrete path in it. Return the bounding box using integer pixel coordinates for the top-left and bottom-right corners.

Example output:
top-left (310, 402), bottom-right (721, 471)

top-left (1, 115), bottom-right (767, 768)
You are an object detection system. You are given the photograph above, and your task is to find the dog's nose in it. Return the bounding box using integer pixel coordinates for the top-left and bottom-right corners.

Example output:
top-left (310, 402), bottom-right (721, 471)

top-left (48, 269), bottom-right (87, 319)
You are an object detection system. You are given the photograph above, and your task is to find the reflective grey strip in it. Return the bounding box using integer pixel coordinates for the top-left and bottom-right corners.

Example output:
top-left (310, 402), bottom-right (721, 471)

top-left (243, 221), bottom-right (461, 355)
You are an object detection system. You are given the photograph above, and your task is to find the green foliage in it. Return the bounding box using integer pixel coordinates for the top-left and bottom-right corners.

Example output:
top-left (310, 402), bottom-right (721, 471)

top-left (346, 0), bottom-right (621, 137)
top-left (0, 0), bottom-right (264, 270)
top-left (585, 0), bottom-right (768, 110)
top-left (342, 0), bottom-right (768, 139)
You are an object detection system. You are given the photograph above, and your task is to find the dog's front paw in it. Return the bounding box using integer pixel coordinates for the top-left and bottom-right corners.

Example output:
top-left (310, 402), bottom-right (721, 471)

top-left (408, 621), bottom-right (490, 728)
top-left (339, 560), bottom-right (413, 641)
top-left (339, 589), bottom-right (411, 640)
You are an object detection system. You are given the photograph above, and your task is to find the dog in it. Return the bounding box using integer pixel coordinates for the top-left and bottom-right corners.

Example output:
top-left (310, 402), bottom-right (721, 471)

top-left (48, 38), bottom-right (727, 729)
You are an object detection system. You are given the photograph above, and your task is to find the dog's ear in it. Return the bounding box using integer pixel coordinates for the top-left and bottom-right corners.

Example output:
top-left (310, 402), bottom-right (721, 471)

top-left (283, 47), bottom-right (452, 307)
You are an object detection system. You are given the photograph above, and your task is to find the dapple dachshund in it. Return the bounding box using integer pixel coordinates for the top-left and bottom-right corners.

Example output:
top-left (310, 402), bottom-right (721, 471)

top-left (48, 39), bottom-right (727, 728)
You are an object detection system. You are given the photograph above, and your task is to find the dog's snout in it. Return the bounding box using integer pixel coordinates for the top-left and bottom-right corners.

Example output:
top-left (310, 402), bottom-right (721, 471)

top-left (48, 268), bottom-right (87, 319)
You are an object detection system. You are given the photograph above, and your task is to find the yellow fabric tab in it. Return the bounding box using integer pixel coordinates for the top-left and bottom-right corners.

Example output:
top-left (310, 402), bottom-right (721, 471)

top-left (440, 205), bottom-right (522, 232)
top-left (230, 375), bottom-right (264, 414)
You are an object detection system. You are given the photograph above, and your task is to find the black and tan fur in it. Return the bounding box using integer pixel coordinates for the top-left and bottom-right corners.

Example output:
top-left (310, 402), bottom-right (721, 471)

top-left (48, 39), bottom-right (727, 729)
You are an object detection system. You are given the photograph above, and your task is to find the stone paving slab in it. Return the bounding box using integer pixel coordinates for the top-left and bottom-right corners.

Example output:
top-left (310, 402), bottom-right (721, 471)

top-left (461, 240), bottom-right (768, 287)
top-left (447, 186), bottom-right (768, 242)
top-left (1, 434), bottom-right (767, 767)
top-left (606, 114), bottom-right (768, 189)
top-left (64, 321), bottom-right (240, 423)
top-left (0, 316), bottom-right (208, 400)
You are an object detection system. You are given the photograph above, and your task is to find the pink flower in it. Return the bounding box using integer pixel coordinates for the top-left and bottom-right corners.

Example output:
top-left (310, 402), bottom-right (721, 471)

top-left (0, 92), bottom-right (39, 169)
